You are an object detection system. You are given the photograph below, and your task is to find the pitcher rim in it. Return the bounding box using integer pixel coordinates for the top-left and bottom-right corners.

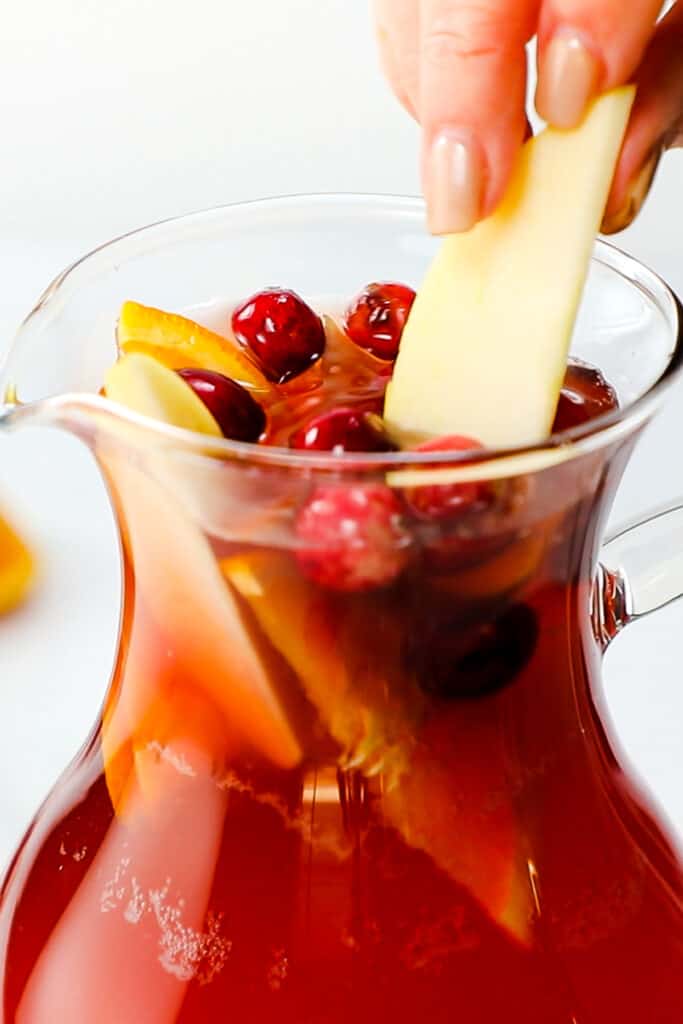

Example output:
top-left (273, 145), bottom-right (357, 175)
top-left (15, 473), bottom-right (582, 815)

top-left (9, 193), bottom-right (683, 476)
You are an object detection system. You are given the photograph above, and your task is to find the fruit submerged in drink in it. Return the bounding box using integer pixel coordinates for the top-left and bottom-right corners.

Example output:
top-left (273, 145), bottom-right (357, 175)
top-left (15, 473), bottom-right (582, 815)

top-left (2, 292), bottom-right (682, 1024)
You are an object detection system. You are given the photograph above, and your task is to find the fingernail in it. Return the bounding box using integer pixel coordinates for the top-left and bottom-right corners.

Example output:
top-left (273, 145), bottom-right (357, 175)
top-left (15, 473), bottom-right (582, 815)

top-left (426, 134), bottom-right (485, 236)
top-left (601, 147), bottom-right (663, 235)
top-left (536, 32), bottom-right (602, 129)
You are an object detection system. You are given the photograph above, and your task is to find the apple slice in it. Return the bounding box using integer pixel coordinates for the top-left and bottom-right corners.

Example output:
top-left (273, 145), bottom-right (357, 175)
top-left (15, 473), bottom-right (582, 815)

top-left (105, 352), bottom-right (223, 436)
top-left (100, 461), bottom-right (302, 771)
top-left (17, 702), bottom-right (229, 1024)
top-left (0, 512), bottom-right (34, 615)
top-left (117, 301), bottom-right (271, 393)
top-left (385, 87), bottom-right (635, 448)
top-left (102, 355), bottom-right (302, 784)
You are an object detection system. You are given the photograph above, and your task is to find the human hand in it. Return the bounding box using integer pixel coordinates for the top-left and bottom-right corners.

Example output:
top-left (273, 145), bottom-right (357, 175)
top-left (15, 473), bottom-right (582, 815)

top-left (373, 0), bottom-right (683, 234)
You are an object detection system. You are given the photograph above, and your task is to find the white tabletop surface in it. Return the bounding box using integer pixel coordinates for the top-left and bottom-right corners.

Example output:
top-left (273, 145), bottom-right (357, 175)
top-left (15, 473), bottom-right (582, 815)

top-left (1, 0), bottom-right (683, 869)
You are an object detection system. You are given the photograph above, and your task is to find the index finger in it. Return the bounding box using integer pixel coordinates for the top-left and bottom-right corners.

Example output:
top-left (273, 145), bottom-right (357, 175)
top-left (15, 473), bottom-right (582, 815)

top-left (420, 0), bottom-right (540, 234)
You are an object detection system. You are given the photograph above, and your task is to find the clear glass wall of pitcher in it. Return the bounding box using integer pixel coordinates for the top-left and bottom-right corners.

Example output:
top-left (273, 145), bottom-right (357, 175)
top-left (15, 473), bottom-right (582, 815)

top-left (1, 197), bottom-right (682, 1023)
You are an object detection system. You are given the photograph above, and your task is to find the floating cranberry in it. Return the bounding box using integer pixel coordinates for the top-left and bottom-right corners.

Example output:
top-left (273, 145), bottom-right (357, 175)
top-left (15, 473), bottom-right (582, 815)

top-left (296, 484), bottom-right (411, 592)
top-left (552, 361), bottom-right (619, 433)
top-left (231, 288), bottom-right (325, 383)
top-left (344, 282), bottom-right (416, 360)
top-left (177, 368), bottom-right (266, 441)
top-left (289, 406), bottom-right (396, 454)
top-left (403, 435), bottom-right (490, 521)
top-left (408, 604), bottom-right (539, 700)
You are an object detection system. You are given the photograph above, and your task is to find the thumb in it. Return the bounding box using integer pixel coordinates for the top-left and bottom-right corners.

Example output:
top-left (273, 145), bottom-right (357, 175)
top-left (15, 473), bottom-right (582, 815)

top-left (602, 2), bottom-right (683, 233)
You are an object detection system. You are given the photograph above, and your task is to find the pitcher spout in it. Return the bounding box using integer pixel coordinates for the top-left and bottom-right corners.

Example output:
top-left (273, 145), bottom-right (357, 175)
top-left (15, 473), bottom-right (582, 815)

top-left (0, 393), bottom-right (142, 444)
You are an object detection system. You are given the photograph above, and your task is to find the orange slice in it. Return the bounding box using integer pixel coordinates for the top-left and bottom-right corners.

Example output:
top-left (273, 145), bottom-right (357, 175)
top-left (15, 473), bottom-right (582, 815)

top-left (117, 301), bottom-right (270, 392)
top-left (384, 706), bottom-right (533, 944)
top-left (0, 512), bottom-right (34, 615)
top-left (429, 531), bottom-right (549, 602)
top-left (223, 551), bottom-right (425, 780)
top-left (222, 550), bottom-right (533, 942)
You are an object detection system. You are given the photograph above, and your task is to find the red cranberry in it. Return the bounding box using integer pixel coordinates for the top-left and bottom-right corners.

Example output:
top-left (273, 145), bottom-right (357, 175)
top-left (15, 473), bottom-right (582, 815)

top-left (344, 282), bottom-right (416, 360)
top-left (177, 368), bottom-right (266, 441)
top-left (403, 436), bottom-right (490, 521)
top-left (289, 406), bottom-right (396, 454)
top-left (231, 288), bottom-right (325, 383)
top-left (296, 484), bottom-right (411, 592)
top-left (552, 361), bottom-right (619, 433)
top-left (408, 604), bottom-right (538, 700)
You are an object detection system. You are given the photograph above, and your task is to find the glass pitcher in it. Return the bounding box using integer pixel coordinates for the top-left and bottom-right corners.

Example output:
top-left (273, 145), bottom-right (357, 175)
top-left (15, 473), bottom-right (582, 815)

top-left (0, 196), bottom-right (682, 1024)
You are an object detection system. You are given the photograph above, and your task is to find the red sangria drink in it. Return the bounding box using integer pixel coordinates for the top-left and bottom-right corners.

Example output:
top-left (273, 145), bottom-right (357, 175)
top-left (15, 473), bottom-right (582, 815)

top-left (1, 277), bottom-right (682, 1024)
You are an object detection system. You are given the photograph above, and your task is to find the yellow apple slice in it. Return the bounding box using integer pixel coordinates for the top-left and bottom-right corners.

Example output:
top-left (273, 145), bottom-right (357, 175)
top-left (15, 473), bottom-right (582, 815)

top-left (17, 711), bottom-right (229, 1023)
top-left (117, 301), bottom-right (270, 392)
top-left (102, 462), bottom-right (301, 773)
top-left (0, 512), bottom-right (35, 615)
top-left (101, 354), bottom-right (302, 789)
top-left (385, 87), bottom-right (635, 448)
top-left (100, 464), bottom-right (302, 775)
top-left (105, 352), bottom-right (223, 436)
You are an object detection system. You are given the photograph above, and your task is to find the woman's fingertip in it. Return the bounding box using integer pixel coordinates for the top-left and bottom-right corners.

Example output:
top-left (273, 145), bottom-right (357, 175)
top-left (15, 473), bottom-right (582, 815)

top-left (425, 133), bottom-right (486, 236)
top-left (601, 145), bottom-right (663, 234)
top-left (536, 31), bottom-right (602, 129)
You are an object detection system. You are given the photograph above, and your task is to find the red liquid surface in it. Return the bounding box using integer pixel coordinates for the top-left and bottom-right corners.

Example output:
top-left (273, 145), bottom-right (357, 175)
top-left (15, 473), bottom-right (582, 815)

top-left (2, 319), bottom-right (683, 1022)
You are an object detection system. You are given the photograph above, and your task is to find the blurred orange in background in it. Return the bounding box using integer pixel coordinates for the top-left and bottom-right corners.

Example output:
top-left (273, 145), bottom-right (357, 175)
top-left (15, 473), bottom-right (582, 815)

top-left (0, 510), bottom-right (34, 615)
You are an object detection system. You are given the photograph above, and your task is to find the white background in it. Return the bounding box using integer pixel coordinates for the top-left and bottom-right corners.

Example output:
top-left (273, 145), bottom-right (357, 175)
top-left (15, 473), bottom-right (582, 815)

top-left (0, 0), bottom-right (683, 867)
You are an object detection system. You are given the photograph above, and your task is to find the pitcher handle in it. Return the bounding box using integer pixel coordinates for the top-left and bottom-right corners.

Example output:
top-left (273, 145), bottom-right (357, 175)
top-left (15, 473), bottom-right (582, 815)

top-left (595, 501), bottom-right (683, 648)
